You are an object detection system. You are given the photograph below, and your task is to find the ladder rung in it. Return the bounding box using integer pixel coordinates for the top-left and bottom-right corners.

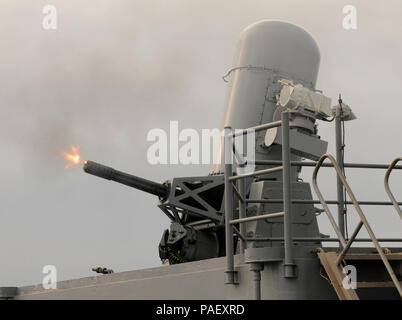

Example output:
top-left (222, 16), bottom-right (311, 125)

top-left (230, 212), bottom-right (284, 224)
top-left (357, 281), bottom-right (402, 288)
top-left (344, 253), bottom-right (402, 260)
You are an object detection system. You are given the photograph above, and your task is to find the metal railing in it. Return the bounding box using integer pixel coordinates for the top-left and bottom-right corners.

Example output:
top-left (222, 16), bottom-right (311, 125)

top-left (312, 153), bottom-right (402, 297)
top-left (223, 112), bottom-right (402, 298)
top-left (385, 157), bottom-right (402, 219)
top-left (224, 111), bottom-right (296, 284)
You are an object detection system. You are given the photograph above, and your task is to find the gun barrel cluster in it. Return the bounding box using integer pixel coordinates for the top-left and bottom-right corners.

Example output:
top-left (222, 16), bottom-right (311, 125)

top-left (83, 160), bottom-right (169, 198)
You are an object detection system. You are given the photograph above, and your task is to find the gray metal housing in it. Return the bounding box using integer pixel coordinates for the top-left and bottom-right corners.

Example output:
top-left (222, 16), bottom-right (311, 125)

top-left (212, 20), bottom-right (320, 174)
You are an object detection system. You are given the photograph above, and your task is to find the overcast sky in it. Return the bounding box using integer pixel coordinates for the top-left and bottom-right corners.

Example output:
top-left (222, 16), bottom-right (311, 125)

top-left (1, 0), bottom-right (401, 286)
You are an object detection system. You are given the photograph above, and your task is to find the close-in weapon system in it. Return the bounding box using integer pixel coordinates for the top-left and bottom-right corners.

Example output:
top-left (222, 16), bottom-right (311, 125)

top-left (83, 21), bottom-right (340, 265)
top-left (10, 19), bottom-right (402, 301)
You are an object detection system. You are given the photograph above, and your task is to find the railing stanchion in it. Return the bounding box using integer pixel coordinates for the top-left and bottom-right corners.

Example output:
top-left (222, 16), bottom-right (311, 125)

top-left (238, 174), bottom-right (246, 254)
top-left (384, 157), bottom-right (402, 219)
top-left (335, 107), bottom-right (346, 240)
top-left (224, 126), bottom-right (235, 284)
top-left (282, 111), bottom-right (296, 278)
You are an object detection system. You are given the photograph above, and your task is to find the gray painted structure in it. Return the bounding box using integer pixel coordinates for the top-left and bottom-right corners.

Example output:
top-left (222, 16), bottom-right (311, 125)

top-left (15, 250), bottom-right (337, 300)
top-left (4, 20), bottom-right (402, 300)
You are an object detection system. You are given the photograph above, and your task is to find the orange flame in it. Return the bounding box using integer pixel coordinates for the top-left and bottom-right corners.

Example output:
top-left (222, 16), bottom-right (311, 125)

top-left (63, 146), bottom-right (83, 168)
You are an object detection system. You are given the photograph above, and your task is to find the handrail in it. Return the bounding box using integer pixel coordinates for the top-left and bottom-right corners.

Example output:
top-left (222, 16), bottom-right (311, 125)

top-left (312, 155), bottom-right (347, 248)
top-left (247, 199), bottom-right (402, 205)
top-left (224, 113), bottom-right (297, 288)
top-left (228, 166), bottom-right (283, 181)
top-left (384, 157), bottom-right (402, 219)
top-left (252, 160), bottom-right (402, 169)
top-left (312, 153), bottom-right (402, 297)
top-left (224, 119), bottom-right (285, 285)
top-left (224, 114), bottom-right (402, 298)
top-left (232, 120), bottom-right (282, 137)
top-left (230, 212), bottom-right (284, 224)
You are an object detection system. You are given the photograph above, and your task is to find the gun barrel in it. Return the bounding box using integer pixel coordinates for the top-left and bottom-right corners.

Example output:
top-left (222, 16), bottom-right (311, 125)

top-left (83, 160), bottom-right (169, 198)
